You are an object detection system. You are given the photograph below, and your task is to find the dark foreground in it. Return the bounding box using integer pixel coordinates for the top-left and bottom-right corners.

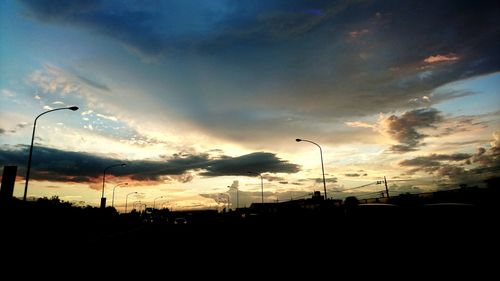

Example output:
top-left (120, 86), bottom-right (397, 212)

top-left (1, 197), bottom-right (498, 260)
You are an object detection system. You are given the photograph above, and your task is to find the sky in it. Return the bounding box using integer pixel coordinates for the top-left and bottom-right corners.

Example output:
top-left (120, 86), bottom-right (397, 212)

top-left (0, 0), bottom-right (499, 211)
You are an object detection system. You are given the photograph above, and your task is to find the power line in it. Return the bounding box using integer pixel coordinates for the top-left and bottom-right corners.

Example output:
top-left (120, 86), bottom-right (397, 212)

top-left (334, 182), bottom-right (378, 192)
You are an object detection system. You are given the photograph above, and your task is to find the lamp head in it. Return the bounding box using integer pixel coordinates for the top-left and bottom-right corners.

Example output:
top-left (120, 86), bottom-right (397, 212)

top-left (295, 138), bottom-right (302, 142)
top-left (121, 163), bottom-right (127, 166)
top-left (68, 106), bottom-right (79, 111)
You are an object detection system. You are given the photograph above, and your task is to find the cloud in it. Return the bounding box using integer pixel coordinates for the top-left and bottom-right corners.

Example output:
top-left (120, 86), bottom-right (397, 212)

top-left (200, 152), bottom-right (300, 176)
top-left (344, 173), bottom-right (367, 177)
top-left (26, 64), bottom-right (108, 103)
top-left (0, 145), bottom-right (300, 185)
top-left (81, 110), bottom-right (93, 116)
top-left (3, 123), bottom-right (31, 135)
top-left (435, 115), bottom-right (489, 137)
top-left (349, 29), bottom-right (369, 38)
top-left (312, 177), bottom-right (337, 183)
top-left (262, 175), bottom-right (285, 182)
top-left (345, 121), bottom-right (374, 128)
top-left (424, 54), bottom-right (459, 64)
top-left (2, 89), bottom-right (15, 97)
top-left (398, 143), bottom-right (499, 184)
top-left (19, 0), bottom-right (233, 60)
top-left (96, 113), bottom-right (118, 122)
top-left (400, 153), bottom-right (472, 168)
top-left (491, 131), bottom-right (500, 153)
top-left (379, 108), bottom-right (443, 151)
top-left (199, 193), bottom-right (228, 204)
top-left (0, 128), bottom-right (5, 135)
top-left (470, 132), bottom-right (500, 167)
top-left (388, 145), bottom-right (419, 153)
top-left (16, 1), bottom-right (500, 148)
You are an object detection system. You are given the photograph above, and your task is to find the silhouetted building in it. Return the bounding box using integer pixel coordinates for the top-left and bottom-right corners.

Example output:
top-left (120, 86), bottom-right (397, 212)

top-left (0, 166), bottom-right (17, 202)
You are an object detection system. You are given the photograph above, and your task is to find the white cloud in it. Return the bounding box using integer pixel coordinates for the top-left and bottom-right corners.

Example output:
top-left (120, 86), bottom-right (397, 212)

top-left (43, 105), bottom-right (53, 110)
top-left (491, 131), bottom-right (500, 150)
top-left (81, 110), bottom-right (93, 116)
top-left (96, 113), bottom-right (118, 122)
top-left (345, 121), bottom-right (374, 128)
top-left (2, 89), bottom-right (15, 97)
top-left (52, 101), bottom-right (65, 105)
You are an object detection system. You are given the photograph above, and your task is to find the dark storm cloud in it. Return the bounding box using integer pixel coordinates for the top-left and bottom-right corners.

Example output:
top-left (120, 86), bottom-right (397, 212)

top-left (200, 152), bottom-right (300, 176)
top-left (382, 108), bottom-right (444, 150)
top-left (400, 153), bottom-right (472, 168)
top-left (398, 148), bottom-right (499, 185)
top-left (20, 0), bottom-right (167, 58)
top-left (0, 145), bottom-right (300, 183)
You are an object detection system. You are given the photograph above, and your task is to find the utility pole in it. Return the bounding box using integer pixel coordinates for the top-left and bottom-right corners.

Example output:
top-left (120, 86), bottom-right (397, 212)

top-left (383, 176), bottom-right (390, 199)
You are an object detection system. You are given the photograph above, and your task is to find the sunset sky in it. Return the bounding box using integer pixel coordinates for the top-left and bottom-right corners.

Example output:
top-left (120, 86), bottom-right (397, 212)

top-left (1, 0), bottom-right (499, 211)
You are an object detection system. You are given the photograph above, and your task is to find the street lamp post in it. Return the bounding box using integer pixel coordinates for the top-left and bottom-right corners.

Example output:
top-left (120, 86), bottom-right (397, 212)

top-left (296, 138), bottom-right (328, 200)
top-left (125, 191), bottom-right (138, 213)
top-left (112, 182), bottom-right (128, 208)
top-left (23, 106), bottom-right (79, 201)
top-left (247, 172), bottom-right (264, 203)
top-left (153, 196), bottom-right (165, 209)
top-left (101, 163), bottom-right (126, 208)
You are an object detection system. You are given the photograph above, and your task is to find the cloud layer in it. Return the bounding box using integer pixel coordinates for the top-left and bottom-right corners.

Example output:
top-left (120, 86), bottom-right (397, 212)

top-left (17, 0), bottom-right (500, 146)
top-left (398, 132), bottom-right (500, 184)
top-left (0, 145), bottom-right (300, 185)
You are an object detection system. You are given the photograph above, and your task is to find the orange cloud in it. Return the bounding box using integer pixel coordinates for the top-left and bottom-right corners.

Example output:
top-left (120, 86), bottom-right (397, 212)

top-left (349, 29), bottom-right (369, 38)
top-left (424, 54), bottom-right (459, 64)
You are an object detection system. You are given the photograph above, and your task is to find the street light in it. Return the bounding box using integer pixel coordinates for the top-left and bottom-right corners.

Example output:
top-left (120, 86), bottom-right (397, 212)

top-left (125, 191), bottom-right (138, 213)
top-left (153, 196), bottom-right (165, 209)
top-left (296, 138), bottom-right (328, 200)
top-left (228, 185), bottom-right (239, 209)
top-left (23, 106), bottom-right (79, 201)
top-left (247, 172), bottom-right (264, 203)
top-left (112, 182), bottom-right (128, 208)
top-left (101, 163), bottom-right (126, 208)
